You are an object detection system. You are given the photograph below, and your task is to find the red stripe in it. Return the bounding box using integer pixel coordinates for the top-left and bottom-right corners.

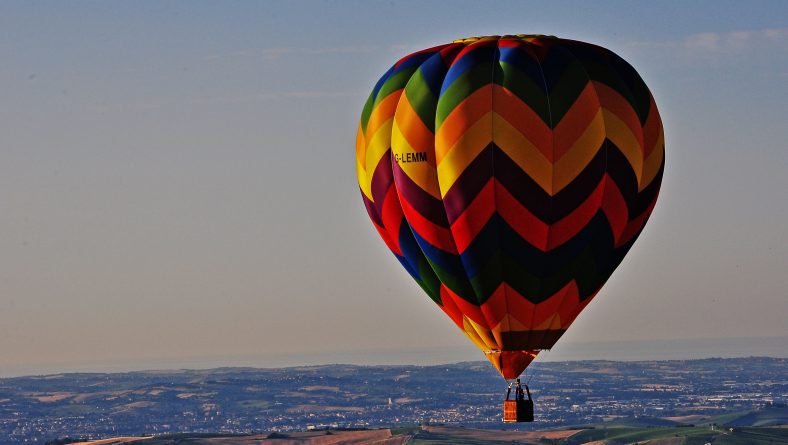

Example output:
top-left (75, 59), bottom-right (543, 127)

top-left (399, 192), bottom-right (458, 254)
top-left (546, 178), bottom-right (605, 250)
top-left (380, 186), bottom-right (405, 255)
top-left (618, 193), bottom-right (658, 247)
top-left (555, 281), bottom-right (581, 326)
top-left (438, 284), bottom-right (465, 328)
top-left (495, 180), bottom-right (549, 250)
top-left (478, 284), bottom-right (510, 330)
top-left (450, 179), bottom-right (497, 254)
top-left (601, 176), bottom-right (628, 244)
top-left (440, 285), bottom-right (489, 329)
top-left (532, 284), bottom-right (568, 328)
top-left (393, 43), bottom-right (449, 69)
top-left (450, 39), bottom-right (497, 68)
top-left (561, 289), bottom-right (598, 328)
top-left (372, 222), bottom-right (398, 256)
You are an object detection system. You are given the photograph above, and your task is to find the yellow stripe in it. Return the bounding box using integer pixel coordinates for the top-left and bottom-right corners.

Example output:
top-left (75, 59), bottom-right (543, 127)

top-left (490, 314), bottom-right (530, 348)
top-left (463, 316), bottom-right (499, 350)
top-left (493, 113), bottom-right (554, 194)
top-left (391, 120), bottom-right (441, 199)
top-left (460, 318), bottom-right (491, 351)
top-left (641, 128), bottom-right (664, 190)
top-left (391, 95), bottom-right (441, 199)
top-left (533, 313), bottom-right (562, 330)
top-left (360, 119), bottom-right (394, 201)
top-left (435, 86), bottom-right (492, 165)
top-left (553, 110), bottom-right (606, 193)
top-left (356, 122), bottom-right (372, 199)
top-left (601, 108), bottom-right (644, 186)
top-left (358, 91), bottom-right (403, 200)
top-left (436, 112), bottom-right (492, 197)
top-left (365, 90), bottom-right (402, 145)
top-left (356, 121), bottom-right (365, 165)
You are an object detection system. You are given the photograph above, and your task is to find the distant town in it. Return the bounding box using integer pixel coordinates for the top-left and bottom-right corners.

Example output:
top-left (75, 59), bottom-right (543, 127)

top-left (0, 357), bottom-right (785, 444)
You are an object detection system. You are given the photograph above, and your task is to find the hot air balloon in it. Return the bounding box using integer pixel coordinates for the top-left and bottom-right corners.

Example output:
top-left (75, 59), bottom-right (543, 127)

top-left (355, 35), bottom-right (663, 422)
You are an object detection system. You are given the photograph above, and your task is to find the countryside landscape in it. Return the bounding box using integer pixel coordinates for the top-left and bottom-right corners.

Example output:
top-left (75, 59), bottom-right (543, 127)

top-left (2, 357), bottom-right (786, 444)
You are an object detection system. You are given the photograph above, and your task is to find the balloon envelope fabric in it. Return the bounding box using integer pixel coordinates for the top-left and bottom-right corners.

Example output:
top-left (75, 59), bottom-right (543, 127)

top-left (356, 35), bottom-right (664, 379)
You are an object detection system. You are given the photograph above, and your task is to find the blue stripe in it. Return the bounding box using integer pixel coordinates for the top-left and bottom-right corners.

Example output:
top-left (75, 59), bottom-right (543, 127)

top-left (394, 51), bottom-right (437, 74)
top-left (499, 46), bottom-right (547, 93)
top-left (418, 52), bottom-right (449, 97)
top-left (398, 221), bottom-right (426, 280)
top-left (440, 44), bottom-right (496, 95)
top-left (371, 65), bottom-right (395, 100)
top-left (410, 226), bottom-right (467, 276)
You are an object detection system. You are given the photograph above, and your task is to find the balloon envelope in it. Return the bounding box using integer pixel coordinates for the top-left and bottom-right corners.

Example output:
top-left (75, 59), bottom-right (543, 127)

top-left (356, 35), bottom-right (664, 379)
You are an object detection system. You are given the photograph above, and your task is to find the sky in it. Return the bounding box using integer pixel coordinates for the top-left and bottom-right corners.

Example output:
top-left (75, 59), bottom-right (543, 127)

top-left (1, 1), bottom-right (787, 377)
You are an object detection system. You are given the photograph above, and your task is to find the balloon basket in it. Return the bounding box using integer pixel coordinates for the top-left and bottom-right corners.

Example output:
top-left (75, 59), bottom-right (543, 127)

top-left (503, 399), bottom-right (534, 423)
top-left (503, 379), bottom-right (534, 423)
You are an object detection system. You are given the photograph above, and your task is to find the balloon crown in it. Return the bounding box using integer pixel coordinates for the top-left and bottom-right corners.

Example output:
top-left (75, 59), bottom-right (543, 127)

top-left (453, 34), bottom-right (557, 43)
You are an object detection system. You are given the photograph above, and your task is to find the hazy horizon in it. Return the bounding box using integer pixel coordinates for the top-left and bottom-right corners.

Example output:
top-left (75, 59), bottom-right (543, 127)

top-left (2, 335), bottom-right (785, 379)
top-left (1, 1), bottom-right (786, 375)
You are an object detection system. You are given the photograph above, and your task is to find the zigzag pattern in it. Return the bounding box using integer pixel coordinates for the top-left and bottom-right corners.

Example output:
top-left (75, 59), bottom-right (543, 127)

top-left (357, 35), bottom-right (664, 379)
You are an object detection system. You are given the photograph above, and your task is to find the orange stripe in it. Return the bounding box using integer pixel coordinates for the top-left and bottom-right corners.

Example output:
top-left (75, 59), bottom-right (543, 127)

top-left (365, 90), bottom-right (402, 146)
top-left (593, 81), bottom-right (644, 152)
top-left (435, 85), bottom-right (493, 164)
top-left (554, 83), bottom-right (601, 160)
top-left (395, 93), bottom-right (437, 168)
top-left (492, 85), bottom-right (552, 161)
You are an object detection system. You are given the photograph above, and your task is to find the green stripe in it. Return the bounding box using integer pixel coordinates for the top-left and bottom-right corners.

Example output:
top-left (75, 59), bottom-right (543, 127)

top-left (498, 61), bottom-right (552, 126)
top-left (424, 257), bottom-right (477, 303)
top-left (435, 63), bottom-right (493, 129)
top-left (372, 68), bottom-right (418, 110)
top-left (404, 68), bottom-right (439, 132)
top-left (469, 250), bottom-right (506, 305)
top-left (359, 91), bottom-right (376, 135)
top-left (581, 54), bottom-right (652, 124)
top-left (458, 244), bottom-right (612, 306)
top-left (545, 58), bottom-right (591, 126)
top-left (416, 257), bottom-right (443, 305)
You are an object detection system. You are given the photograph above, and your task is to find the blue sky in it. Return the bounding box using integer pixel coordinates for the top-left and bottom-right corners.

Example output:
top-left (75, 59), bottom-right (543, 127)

top-left (0, 1), bottom-right (786, 375)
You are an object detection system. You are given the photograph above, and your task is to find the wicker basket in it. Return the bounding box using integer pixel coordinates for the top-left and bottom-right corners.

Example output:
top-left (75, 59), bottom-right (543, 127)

top-left (503, 398), bottom-right (534, 423)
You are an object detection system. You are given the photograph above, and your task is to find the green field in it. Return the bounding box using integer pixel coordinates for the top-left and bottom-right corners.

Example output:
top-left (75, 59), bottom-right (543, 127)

top-left (234, 399), bottom-right (272, 410)
top-left (64, 405), bottom-right (788, 445)
top-left (564, 426), bottom-right (788, 445)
